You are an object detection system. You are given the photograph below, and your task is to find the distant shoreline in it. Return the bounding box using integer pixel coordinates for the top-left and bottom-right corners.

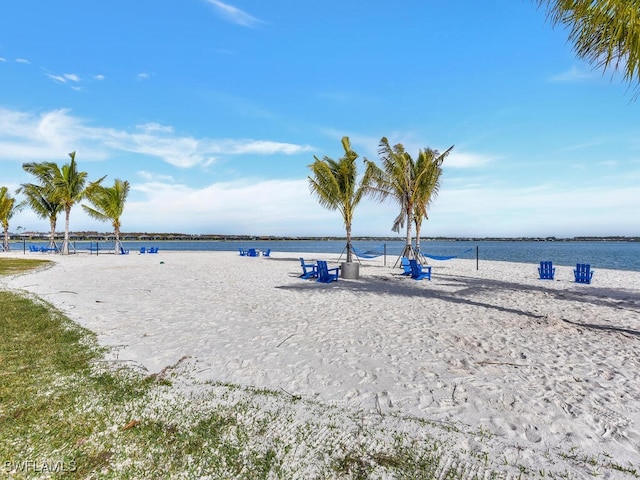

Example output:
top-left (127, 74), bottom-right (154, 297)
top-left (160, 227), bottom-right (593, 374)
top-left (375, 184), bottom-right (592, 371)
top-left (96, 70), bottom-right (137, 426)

top-left (8, 232), bottom-right (640, 243)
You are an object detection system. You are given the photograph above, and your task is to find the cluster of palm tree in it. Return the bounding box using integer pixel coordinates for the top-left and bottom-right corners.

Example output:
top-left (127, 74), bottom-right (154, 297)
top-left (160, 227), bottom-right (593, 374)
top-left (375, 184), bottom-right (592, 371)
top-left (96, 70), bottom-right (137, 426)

top-left (0, 152), bottom-right (130, 254)
top-left (308, 137), bottom-right (453, 263)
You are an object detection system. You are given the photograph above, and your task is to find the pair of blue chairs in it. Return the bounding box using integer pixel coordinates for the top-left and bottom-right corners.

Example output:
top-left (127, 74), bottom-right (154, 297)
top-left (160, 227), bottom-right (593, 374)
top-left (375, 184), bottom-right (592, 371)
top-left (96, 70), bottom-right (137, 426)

top-left (400, 257), bottom-right (432, 281)
top-left (140, 247), bottom-right (159, 254)
top-left (538, 261), bottom-right (594, 284)
top-left (299, 258), bottom-right (340, 283)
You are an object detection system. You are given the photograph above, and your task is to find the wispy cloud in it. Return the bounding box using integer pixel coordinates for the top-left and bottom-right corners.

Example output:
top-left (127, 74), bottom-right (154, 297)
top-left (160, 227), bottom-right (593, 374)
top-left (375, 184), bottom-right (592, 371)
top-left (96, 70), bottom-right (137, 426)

top-left (204, 0), bottom-right (263, 28)
top-left (46, 73), bottom-right (82, 84)
top-left (446, 151), bottom-right (496, 168)
top-left (0, 107), bottom-right (313, 169)
top-left (15, 58), bottom-right (30, 64)
top-left (0, 57), bottom-right (6, 62)
top-left (549, 66), bottom-right (594, 83)
top-left (137, 72), bottom-right (151, 81)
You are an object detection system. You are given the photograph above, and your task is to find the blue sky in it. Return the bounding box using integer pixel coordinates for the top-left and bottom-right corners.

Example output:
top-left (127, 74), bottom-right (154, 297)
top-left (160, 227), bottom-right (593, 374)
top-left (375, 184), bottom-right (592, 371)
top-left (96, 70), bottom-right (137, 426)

top-left (1, 0), bottom-right (638, 238)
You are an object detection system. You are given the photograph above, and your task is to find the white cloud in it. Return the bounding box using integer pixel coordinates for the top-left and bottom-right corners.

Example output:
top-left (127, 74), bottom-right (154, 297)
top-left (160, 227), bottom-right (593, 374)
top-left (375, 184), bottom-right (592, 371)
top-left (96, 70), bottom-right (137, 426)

top-left (445, 151), bottom-right (495, 169)
top-left (205, 0), bottom-right (263, 28)
top-left (0, 57), bottom-right (6, 62)
top-left (137, 170), bottom-right (175, 182)
top-left (93, 74), bottom-right (105, 81)
top-left (137, 72), bottom-right (151, 80)
top-left (64, 73), bottom-right (80, 82)
top-left (15, 58), bottom-right (30, 64)
top-left (122, 178), bottom-right (322, 234)
top-left (0, 106), bottom-right (314, 169)
top-left (549, 66), bottom-right (595, 83)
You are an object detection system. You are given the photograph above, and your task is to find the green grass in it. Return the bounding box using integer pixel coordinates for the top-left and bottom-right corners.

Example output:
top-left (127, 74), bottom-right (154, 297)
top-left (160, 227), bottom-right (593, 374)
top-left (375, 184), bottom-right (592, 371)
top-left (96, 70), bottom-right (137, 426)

top-left (1, 260), bottom-right (637, 478)
top-left (0, 257), bottom-right (51, 275)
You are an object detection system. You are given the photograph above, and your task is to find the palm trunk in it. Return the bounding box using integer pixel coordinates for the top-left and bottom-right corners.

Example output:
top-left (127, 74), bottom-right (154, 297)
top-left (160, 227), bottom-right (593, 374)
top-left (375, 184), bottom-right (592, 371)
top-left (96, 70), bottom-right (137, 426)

top-left (345, 223), bottom-right (352, 263)
top-left (61, 207), bottom-right (71, 255)
top-left (49, 217), bottom-right (57, 251)
top-left (415, 219), bottom-right (422, 253)
top-left (3, 226), bottom-right (9, 252)
top-left (114, 225), bottom-right (121, 255)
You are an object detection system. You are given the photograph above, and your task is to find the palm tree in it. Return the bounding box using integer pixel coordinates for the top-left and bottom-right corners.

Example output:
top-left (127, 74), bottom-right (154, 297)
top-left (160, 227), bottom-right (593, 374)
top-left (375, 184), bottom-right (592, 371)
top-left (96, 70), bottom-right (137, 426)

top-left (0, 187), bottom-right (22, 252)
top-left (365, 137), bottom-right (453, 260)
top-left (413, 146), bottom-right (453, 254)
top-left (536, 0), bottom-right (640, 91)
top-left (19, 163), bottom-right (64, 250)
top-left (308, 136), bottom-right (375, 263)
top-left (24, 152), bottom-right (105, 255)
top-left (82, 179), bottom-right (130, 254)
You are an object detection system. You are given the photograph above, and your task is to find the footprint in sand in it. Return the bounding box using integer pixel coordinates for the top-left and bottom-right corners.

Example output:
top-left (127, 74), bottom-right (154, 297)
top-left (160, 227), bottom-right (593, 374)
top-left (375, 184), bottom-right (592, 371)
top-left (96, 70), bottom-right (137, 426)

top-left (524, 424), bottom-right (542, 443)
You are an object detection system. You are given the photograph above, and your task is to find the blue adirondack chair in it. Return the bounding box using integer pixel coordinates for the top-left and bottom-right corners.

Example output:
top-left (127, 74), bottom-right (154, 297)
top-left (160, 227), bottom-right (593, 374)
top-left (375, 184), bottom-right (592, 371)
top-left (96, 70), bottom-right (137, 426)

top-left (316, 260), bottom-right (340, 283)
top-left (120, 246), bottom-right (130, 255)
top-left (400, 257), bottom-right (412, 275)
top-left (239, 247), bottom-right (247, 256)
top-left (247, 248), bottom-right (259, 257)
top-left (139, 247), bottom-right (146, 254)
top-left (29, 245), bottom-right (39, 253)
top-left (538, 261), bottom-right (555, 280)
top-left (409, 259), bottom-right (432, 280)
top-left (148, 247), bottom-right (159, 254)
top-left (299, 258), bottom-right (318, 279)
top-left (574, 263), bottom-right (594, 284)
top-left (262, 248), bottom-right (271, 257)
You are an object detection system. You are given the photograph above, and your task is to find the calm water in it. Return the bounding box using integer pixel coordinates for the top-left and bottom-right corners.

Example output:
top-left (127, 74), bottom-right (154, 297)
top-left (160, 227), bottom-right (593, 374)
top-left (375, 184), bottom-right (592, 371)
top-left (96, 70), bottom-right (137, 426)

top-left (10, 239), bottom-right (640, 272)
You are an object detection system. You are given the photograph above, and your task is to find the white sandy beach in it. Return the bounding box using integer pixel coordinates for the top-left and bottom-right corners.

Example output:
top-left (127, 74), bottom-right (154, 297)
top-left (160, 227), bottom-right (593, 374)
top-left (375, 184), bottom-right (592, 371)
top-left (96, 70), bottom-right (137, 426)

top-left (2, 250), bottom-right (640, 477)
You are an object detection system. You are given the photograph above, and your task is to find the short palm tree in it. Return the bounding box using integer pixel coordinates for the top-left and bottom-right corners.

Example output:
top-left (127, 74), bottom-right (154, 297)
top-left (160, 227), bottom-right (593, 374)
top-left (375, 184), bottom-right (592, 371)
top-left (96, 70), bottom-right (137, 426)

top-left (366, 137), bottom-right (453, 260)
top-left (308, 136), bottom-right (375, 263)
top-left (19, 164), bottom-right (64, 250)
top-left (82, 179), bottom-right (130, 254)
top-left (0, 186), bottom-right (22, 252)
top-left (536, 0), bottom-right (640, 91)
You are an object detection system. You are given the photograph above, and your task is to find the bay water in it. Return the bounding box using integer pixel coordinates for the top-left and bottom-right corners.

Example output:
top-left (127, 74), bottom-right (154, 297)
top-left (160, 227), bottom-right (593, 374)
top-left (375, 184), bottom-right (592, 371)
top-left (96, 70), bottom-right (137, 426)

top-left (11, 239), bottom-right (640, 272)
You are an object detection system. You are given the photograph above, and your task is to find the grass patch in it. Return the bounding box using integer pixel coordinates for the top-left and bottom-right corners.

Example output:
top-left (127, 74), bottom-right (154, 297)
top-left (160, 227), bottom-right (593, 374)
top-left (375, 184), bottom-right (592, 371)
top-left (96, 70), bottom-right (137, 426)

top-left (0, 257), bottom-right (51, 275)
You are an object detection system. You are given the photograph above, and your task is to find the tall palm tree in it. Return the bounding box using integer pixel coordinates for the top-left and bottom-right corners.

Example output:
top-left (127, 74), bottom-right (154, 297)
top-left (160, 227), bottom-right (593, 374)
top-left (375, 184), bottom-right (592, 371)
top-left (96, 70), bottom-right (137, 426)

top-left (0, 186), bottom-right (22, 252)
top-left (82, 179), bottom-right (130, 254)
top-left (413, 146), bottom-right (452, 254)
top-left (536, 0), bottom-right (640, 91)
top-left (308, 136), bottom-right (375, 263)
top-left (365, 138), bottom-right (416, 259)
top-left (366, 137), bottom-right (453, 260)
top-left (19, 163), bottom-right (64, 250)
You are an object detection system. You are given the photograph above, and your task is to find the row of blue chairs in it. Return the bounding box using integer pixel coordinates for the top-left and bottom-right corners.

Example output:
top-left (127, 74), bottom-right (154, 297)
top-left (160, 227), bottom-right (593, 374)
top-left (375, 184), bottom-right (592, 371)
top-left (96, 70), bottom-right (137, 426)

top-left (139, 247), bottom-right (159, 254)
top-left (299, 258), bottom-right (340, 283)
top-left (538, 261), bottom-right (594, 284)
top-left (28, 244), bottom-right (58, 253)
top-left (239, 248), bottom-right (271, 257)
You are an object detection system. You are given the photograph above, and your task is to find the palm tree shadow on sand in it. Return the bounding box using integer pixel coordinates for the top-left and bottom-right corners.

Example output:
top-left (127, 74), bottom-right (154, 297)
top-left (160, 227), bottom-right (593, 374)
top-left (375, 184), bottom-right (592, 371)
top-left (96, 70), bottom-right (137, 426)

top-left (277, 268), bottom-right (640, 339)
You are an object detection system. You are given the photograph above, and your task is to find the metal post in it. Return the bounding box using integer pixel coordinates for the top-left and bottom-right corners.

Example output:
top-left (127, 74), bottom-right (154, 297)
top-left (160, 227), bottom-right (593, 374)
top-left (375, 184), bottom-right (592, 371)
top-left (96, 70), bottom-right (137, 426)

top-left (476, 245), bottom-right (479, 270)
top-left (384, 243), bottom-right (387, 267)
